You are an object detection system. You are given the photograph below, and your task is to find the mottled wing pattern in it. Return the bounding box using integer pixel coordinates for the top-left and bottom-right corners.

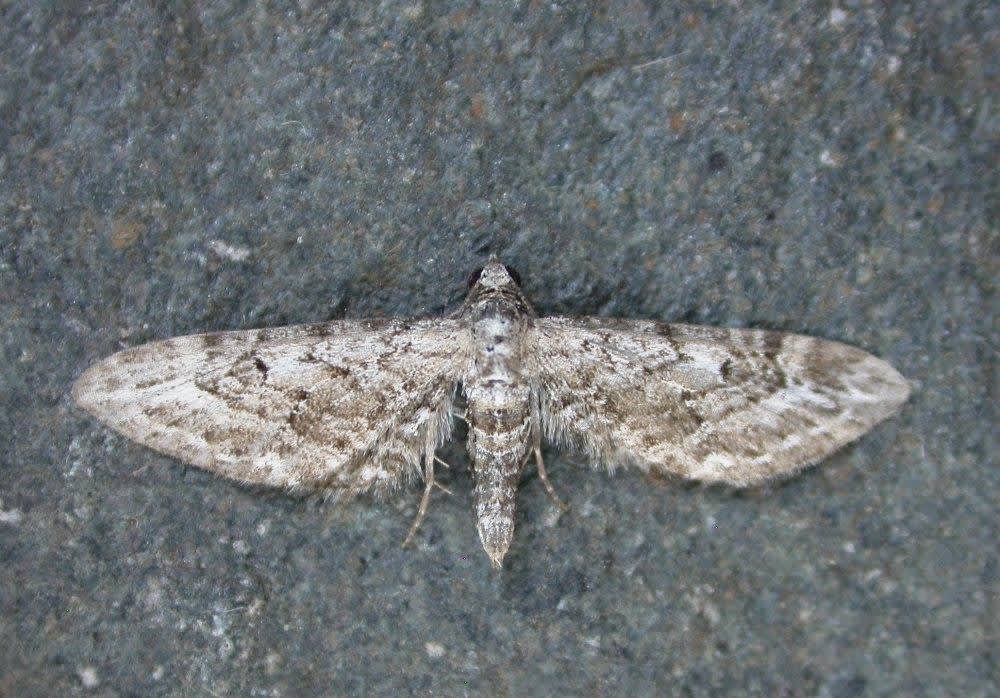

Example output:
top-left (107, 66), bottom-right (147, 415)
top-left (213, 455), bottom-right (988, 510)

top-left (72, 319), bottom-right (464, 497)
top-left (533, 317), bottom-right (909, 486)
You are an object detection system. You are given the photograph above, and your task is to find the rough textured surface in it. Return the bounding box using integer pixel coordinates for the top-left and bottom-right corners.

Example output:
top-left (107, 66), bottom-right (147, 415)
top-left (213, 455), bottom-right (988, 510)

top-left (1, 1), bottom-right (994, 695)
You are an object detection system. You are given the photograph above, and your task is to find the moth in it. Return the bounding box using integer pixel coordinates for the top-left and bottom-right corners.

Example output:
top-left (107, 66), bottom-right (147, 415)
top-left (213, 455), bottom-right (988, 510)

top-left (73, 260), bottom-right (910, 567)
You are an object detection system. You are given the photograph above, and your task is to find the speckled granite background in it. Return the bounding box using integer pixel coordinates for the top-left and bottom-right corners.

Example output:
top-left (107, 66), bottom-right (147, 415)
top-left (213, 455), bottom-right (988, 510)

top-left (1, 1), bottom-right (995, 695)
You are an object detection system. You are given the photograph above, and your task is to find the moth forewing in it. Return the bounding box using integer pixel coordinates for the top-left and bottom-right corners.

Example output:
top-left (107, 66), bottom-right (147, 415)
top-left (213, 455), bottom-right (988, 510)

top-left (533, 319), bottom-right (910, 487)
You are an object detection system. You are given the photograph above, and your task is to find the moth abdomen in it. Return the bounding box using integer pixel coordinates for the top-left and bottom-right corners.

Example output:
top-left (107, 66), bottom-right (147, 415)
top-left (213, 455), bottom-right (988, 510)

top-left (467, 399), bottom-right (532, 568)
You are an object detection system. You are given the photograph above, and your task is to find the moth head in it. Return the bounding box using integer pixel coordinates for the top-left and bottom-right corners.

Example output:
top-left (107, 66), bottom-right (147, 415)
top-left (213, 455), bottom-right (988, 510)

top-left (467, 260), bottom-right (522, 291)
top-left (462, 259), bottom-right (534, 317)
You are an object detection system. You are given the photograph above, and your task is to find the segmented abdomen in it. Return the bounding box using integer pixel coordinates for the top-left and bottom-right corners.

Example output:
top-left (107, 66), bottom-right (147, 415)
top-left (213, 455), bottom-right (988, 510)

top-left (465, 381), bottom-right (532, 565)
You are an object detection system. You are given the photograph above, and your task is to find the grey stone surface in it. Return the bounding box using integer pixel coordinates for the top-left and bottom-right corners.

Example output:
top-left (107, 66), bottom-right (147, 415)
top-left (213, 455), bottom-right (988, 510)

top-left (1, 1), bottom-right (995, 695)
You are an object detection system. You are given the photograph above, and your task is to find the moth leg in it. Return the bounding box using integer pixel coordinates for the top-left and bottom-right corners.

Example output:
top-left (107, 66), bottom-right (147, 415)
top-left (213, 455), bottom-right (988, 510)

top-left (534, 447), bottom-right (569, 511)
top-left (403, 431), bottom-right (439, 548)
top-left (531, 391), bottom-right (568, 511)
top-left (434, 455), bottom-right (454, 491)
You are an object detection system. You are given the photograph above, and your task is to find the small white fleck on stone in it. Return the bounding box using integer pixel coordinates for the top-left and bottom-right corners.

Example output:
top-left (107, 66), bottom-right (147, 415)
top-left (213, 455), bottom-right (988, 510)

top-left (232, 539), bottom-right (249, 555)
top-left (78, 666), bottom-right (99, 689)
top-left (829, 7), bottom-right (848, 27)
top-left (424, 641), bottom-right (445, 659)
top-left (207, 239), bottom-right (252, 263)
top-left (863, 569), bottom-right (882, 583)
top-left (819, 149), bottom-right (841, 167)
top-left (700, 600), bottom-right (721, 626)
top-left (0, 508), bottom-right (22, 525)
top-left (401, 3), bottom-right (424, 20)
top-left (885, 55), bottom-right (902, 75)
top-left (265, 651), bottom-right (283, 675)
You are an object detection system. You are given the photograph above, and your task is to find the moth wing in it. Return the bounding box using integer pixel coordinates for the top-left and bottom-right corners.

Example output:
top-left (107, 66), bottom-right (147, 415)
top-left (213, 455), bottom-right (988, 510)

top-left (72, 319), bottom-right (465, 496)
top-left (533, 317), bottom-right (909, 486)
